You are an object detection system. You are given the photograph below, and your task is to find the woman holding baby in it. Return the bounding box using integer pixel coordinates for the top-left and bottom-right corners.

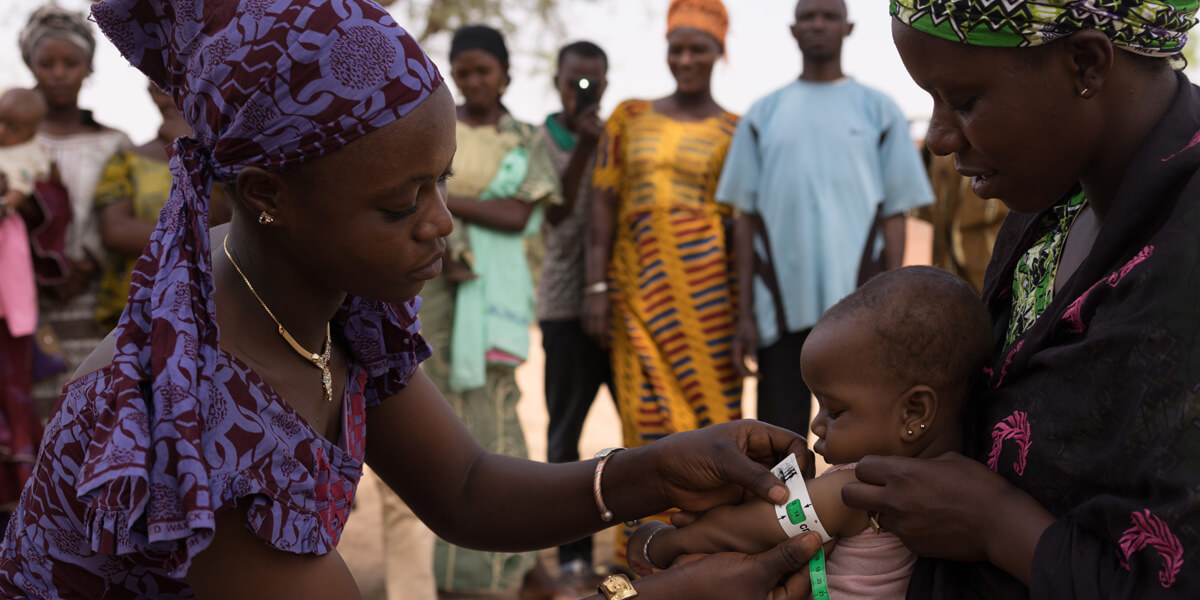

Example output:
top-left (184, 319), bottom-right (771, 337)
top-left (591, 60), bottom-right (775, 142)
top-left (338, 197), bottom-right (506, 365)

top-left (843, 2), bottom-right (1200, 597)
top-left (0, 1), bottom-right (824, 599)
top-left (19, 5), bottom-right (132, 417)
top-left (0, 5), bottom-right (132, 526)
top-left (635, 2), bottom-right (1200, 599)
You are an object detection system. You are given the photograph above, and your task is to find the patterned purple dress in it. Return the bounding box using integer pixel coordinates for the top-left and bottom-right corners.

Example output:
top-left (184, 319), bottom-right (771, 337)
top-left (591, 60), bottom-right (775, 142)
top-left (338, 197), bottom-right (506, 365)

top-left (0, 299), bottom-right (429, 598)
top-left (0, 0), bottom-right (445, 596)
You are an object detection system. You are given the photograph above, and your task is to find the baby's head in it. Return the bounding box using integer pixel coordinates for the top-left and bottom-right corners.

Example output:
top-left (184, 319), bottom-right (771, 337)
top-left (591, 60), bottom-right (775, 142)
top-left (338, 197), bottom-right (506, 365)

top-left (0, 88), bottom-right (47, 147)
top-left (801, 266), bottom-right (992, 465)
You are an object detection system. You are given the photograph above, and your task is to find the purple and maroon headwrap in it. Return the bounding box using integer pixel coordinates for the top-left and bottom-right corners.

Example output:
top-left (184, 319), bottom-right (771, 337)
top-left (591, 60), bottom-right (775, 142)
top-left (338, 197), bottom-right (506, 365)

top-left (81, 0), bottom-right (442, 563)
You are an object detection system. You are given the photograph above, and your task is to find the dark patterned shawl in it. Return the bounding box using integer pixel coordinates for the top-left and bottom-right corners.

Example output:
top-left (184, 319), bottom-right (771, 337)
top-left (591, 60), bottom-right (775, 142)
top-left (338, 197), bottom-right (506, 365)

top-left (911, 72), bottom-right (1200, 599)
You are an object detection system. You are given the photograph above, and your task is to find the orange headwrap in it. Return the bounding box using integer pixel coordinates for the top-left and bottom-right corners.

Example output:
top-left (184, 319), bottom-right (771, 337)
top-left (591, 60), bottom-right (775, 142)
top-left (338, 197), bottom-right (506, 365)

top-left (666, 0), bottom-right (728, 49)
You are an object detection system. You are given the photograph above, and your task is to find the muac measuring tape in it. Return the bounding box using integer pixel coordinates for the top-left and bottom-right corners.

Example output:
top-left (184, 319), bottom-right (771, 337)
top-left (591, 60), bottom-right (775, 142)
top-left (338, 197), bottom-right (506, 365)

top-left (770, 453), bottom-right (832, 599)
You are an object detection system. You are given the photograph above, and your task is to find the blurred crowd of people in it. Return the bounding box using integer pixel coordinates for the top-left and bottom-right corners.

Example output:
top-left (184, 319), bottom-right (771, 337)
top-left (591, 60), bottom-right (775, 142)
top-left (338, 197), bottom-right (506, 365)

top-left (1, 5), bottom-right (234, 522)
top-left (0, 1), bottom-right (1002, 599)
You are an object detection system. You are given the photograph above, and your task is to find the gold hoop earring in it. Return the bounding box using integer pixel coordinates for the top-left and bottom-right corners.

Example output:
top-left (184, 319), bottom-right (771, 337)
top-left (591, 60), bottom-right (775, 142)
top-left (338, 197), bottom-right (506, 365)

top-left (258, 211), bottom-right (275, 225)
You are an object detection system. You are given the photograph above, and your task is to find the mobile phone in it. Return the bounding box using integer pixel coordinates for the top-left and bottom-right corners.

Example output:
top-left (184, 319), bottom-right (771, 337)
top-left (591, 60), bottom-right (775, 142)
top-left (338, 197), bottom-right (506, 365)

top-left (574, 77), bottom-right (599, 117)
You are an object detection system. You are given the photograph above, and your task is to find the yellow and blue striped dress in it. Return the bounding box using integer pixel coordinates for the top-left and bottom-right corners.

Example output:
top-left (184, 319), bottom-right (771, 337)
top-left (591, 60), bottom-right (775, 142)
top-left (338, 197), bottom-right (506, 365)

top-left (593, 99), bottom-right (742, 561)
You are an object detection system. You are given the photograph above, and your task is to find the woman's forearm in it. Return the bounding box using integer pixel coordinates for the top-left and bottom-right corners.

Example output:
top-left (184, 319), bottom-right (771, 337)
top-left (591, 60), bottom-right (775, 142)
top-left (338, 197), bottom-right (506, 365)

top-left (734, 214), bottom-right (755, 318)
top-left (983, 484), bottom-right (1056, 584)
top-left (429, 446), bottom-right (667, 551)
top-left (546, 142), bottom-right (595, 225)
top-left (367, 372), bottom-right (666, 551)
top-left (99, 199), bottom-right (156, 256)
top-left (585, 188), bottom-right (618, 285)
top-left (446, 195), bottom-right (534, 232)
top-left (882, 213), bottom-right (907, 270)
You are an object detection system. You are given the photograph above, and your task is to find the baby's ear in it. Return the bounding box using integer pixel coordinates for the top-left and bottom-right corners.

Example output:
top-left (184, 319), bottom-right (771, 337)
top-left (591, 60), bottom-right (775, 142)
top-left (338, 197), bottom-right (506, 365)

top-left (898, 385), bottom-right (937, 442)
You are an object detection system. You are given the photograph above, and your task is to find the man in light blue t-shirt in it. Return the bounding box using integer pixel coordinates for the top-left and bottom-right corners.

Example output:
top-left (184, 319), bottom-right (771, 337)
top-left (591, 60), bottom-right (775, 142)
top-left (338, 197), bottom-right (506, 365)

top-left (716, 0), bottom-right (932, 436)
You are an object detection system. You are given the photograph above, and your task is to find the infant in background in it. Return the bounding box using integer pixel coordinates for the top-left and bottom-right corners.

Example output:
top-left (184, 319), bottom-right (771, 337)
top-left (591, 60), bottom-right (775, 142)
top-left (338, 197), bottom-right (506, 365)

top-left (0, 88), bottom-right (51, 210)
top-left (0, 88), bottom-right (50, 342)
top-left (629, 266), bottom-right (994, 599)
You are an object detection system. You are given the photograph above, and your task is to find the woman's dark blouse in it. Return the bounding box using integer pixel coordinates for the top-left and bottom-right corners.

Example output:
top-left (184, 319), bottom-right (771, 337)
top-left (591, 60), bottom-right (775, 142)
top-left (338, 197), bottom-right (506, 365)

top-left (0, 298), bottom-right (430, 599)
top-left (911, 73), bottom-right (1200, 599)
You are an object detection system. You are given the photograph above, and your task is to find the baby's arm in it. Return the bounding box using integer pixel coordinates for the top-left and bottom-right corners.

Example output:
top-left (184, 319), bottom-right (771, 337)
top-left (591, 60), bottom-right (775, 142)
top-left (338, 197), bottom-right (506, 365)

top-left (805, 467), bottom-right (871, 539)
top-left (629, 467), bottom-right (870, 575)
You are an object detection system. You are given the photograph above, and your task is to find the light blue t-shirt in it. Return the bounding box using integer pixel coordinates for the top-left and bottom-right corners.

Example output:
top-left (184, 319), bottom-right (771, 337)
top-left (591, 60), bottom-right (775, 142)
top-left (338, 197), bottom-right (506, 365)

top-left (716, 78), bottom-right (932, 346)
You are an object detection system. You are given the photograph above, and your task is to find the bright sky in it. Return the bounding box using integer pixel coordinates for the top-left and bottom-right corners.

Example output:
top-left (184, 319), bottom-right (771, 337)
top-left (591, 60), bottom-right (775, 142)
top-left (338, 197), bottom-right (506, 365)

top-left (0, 0), bottom-right (1066, 145)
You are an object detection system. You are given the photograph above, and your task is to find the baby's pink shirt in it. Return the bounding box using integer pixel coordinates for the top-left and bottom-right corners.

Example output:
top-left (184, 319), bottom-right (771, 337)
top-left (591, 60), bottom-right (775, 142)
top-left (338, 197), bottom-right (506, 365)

top-left (0, 139), bottom-right (48, 336)
top-left (0, 213), bottom-right (36, 336)
top-left (822, 463), bottom-right (917, 599)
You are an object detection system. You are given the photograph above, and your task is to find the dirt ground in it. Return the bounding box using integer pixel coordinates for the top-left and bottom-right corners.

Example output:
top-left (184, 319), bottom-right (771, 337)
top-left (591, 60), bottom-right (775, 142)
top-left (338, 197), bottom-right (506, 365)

top-left (338, 219), bottom-right (932, 599)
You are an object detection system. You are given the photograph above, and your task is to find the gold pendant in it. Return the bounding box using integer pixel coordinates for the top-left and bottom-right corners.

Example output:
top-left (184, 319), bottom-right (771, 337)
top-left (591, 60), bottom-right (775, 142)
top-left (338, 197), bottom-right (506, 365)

top-left (321, 366), bottom-right (333, 403)
top-left (314, 328), bottom-right (333, 403)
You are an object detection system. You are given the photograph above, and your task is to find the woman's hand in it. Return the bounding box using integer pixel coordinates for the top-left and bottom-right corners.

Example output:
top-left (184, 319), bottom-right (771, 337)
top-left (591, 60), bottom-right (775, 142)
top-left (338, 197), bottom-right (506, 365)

top-left (841, 452), bottom-right (1055, 583)
top-left (582, 290), bottom-right (611, 349)
top-left (732, 316), bottom-right (760, 378)
top-left (45, 257), bottom-right (98, 301)
top-left (0, 174), bottom-right (29, 220)
top-left (627, 520), bottom-right (674, 577)
top-left (575, 104), bottom-right (606, 146)
top-left (628, 501), bottom-right (784, 577)
top-left (613, 420), bottom-right (813, 517)
top-left (600, 532), bottom-right (822, 600)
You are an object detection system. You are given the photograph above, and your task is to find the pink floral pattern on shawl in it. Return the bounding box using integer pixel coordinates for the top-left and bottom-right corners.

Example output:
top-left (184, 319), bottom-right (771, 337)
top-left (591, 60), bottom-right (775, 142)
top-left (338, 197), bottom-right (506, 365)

top-left (1062, 245), bottom-right (1154, 334)
top-left (986, 410), bottom-right (1030, 476)
top-left (1118, 509), bottom-right (1184, 588)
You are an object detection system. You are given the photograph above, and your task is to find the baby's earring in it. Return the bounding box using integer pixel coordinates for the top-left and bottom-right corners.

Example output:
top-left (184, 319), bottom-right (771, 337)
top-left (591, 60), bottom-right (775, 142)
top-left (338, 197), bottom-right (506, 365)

top-left (258, 211), bottom-right (275, 225)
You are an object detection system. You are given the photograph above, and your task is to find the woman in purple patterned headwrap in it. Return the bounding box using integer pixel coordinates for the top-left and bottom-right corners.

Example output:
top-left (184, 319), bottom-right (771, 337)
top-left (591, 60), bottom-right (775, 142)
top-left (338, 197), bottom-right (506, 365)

top-left (0, 1), bottom-right (824, 599)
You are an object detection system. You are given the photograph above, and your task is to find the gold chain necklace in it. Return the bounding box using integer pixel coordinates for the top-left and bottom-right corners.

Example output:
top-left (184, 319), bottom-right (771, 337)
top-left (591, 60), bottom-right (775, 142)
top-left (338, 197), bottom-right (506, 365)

top-left (222, 234), bottom-right (333, 403)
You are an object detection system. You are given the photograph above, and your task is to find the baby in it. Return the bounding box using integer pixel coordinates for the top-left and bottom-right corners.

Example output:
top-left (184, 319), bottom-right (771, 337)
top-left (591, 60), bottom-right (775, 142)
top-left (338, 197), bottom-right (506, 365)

top-left (629, 266), bottom-right (993, 599)
top-left (0, 87), bottom-right (50, 214)
top-left (0, 88), bottom-right (50, 346)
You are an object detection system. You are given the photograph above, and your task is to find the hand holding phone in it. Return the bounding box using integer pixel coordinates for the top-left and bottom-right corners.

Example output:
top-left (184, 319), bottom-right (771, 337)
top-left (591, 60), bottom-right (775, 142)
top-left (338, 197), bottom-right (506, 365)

top-left (574, 77), bottom-right (599, 118)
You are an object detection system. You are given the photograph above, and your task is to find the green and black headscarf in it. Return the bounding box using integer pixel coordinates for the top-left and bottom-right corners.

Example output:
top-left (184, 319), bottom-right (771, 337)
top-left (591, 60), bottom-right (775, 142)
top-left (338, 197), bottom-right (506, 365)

top-left (890, 0), bottom-right (1199, 56)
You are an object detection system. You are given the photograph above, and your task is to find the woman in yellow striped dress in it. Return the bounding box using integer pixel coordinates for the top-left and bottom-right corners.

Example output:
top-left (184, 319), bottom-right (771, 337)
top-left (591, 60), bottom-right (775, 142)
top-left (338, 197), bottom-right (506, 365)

top-left (583, 0), bottom-right (741, 566)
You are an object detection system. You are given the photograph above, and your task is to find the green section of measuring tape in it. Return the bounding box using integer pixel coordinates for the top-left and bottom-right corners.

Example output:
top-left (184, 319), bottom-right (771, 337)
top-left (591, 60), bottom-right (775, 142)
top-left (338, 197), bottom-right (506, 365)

top-left (810, 547), bottom-right (830, 599)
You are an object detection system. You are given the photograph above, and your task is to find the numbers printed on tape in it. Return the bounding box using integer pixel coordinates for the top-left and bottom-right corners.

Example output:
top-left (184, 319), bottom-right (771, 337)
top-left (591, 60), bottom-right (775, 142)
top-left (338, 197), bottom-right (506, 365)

top-left (786, 500), bottom-right (806, 525)
top-left (771, 454), bottom-right (832, 543)
top-left (810, 547), bottom-right (831, 599)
